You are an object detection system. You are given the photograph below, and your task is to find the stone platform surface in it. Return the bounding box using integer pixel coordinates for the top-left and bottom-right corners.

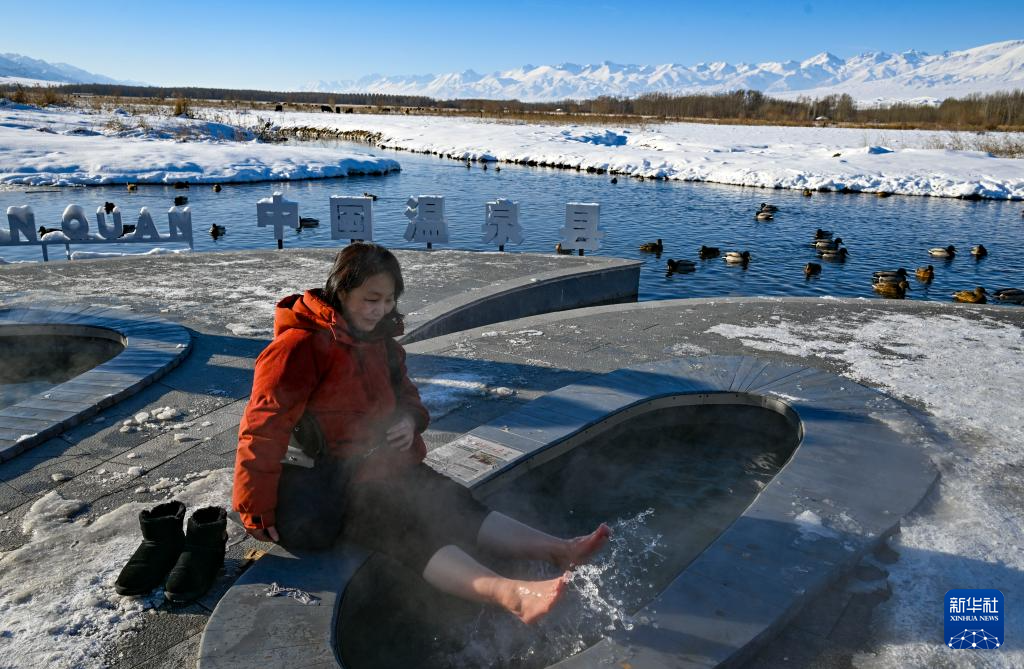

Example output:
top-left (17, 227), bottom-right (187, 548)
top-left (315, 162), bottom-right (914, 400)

top-left (0, 250), bottom-right (1020, 669)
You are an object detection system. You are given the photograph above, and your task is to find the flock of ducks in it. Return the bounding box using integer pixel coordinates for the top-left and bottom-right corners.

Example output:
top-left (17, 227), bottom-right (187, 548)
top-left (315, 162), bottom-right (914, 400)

top-left (636, 202), bottom-right (1022, 305)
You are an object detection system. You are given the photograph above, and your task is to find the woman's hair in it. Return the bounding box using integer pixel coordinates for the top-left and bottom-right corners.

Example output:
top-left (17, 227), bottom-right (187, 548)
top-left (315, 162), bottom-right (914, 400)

top-left (324, 243), bottom-right (405, 312)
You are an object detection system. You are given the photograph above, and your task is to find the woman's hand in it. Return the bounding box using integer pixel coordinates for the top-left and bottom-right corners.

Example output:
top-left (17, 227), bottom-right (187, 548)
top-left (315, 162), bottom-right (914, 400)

top-left (247, 525), bottom-right (280, 543)
top-left (385, 411), bottom-right (416, 451)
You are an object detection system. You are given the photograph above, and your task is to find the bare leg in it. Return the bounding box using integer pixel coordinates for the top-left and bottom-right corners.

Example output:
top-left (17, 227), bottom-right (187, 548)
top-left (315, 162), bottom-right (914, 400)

top-left (421, 545), bottom-right (568, 624)
top-left (476, 512), bottom-right (612, 570)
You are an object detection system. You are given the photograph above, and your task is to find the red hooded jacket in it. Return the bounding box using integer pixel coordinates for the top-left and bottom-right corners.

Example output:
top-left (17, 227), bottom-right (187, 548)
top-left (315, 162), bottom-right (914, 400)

top-left (232, 289), bottom-right (429, 530)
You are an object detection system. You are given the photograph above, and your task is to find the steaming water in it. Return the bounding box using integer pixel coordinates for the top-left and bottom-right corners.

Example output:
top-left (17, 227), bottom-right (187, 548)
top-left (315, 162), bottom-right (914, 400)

top-left (2, 139), bottom-right (1023, 302)
top-left (337, 404), bottom-right (798, 668)
top-left (0, 333), bottom-right (124, 409)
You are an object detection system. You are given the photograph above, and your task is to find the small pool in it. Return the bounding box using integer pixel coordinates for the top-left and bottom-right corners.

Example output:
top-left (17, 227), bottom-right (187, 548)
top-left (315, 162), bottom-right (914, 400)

top-left (0, 326), bottom-right (125, 410)
top-left (336, 400), bottom-right (800, 669)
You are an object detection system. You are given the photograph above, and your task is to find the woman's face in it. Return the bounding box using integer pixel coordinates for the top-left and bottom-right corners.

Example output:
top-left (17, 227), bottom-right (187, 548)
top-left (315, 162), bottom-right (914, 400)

top-left (339, 272), bottom-right (396, 333)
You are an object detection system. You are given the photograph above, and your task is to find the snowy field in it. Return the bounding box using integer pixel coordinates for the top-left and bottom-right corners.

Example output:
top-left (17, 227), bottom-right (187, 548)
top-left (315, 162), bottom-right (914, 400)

top-left (0, 101), bottom-right (398, 186)
top-left (217, 108), bottom-right (1024, 200)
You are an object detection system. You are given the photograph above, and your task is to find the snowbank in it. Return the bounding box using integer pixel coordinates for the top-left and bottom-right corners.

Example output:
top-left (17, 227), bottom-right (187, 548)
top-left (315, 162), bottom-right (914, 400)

top-left (221, 109), bottom-right (1024, 200)
top-left (0, 104), bottom-right (399, 186)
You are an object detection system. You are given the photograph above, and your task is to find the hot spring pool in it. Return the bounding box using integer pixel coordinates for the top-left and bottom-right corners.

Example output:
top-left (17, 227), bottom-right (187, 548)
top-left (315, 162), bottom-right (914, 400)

top-left (336, 400), bottom-right (800, 669)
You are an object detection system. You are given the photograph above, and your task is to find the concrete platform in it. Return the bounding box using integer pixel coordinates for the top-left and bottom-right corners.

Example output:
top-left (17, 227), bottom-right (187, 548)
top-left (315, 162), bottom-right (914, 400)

top-left (1, 251), bottom-right (1019, 668)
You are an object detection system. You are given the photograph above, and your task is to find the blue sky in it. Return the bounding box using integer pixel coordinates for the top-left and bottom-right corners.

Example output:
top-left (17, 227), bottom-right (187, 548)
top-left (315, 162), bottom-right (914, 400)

top-left (4, 0), bottom-right (1022, 89)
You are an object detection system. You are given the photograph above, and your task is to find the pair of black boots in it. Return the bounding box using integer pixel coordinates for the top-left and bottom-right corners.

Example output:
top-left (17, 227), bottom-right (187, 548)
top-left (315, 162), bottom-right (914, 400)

top-left (115, 501), bottom-right (227, 603)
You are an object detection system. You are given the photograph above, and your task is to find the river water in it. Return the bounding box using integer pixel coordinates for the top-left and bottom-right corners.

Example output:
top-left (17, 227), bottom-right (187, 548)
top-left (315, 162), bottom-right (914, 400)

top-left (2, 139), bottom-right (1022, 302)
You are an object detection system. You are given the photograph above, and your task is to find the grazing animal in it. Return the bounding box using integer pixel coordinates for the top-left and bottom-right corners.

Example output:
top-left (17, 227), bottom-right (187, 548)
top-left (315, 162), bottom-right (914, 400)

top-left (666, 258), bottom-right (696, 273)
top-left (915, 265), bottom-right (935, 282)
top-left (802, 188), bottom-right (814, 197)
top-left (37, 225), bottom-right (60, 237)
top-left (820, 247), bottom-right (849, 261)
top-left (639, 239), bottom-right (663, 253)
top-left (174, 195), bottom-right (188, 206)
top-left (814, 228), bottom-right (833, 240)
top-left (873, 280), bottom-right (909, 299)
top-left (758, 203), bottom-right (778, 212)
top-left (872, 268), bottom-right (908, 284)
top-left (362, 192), bottom-right (379, 201)
top-left (971, 244), bottom-right (988, 258)
top-left (724, 251), bottom-right (751, 264)
top-left (126, 183), bottom-right (138, 192)
top-left (213, 184), bottom-right (222, 193)
top-left (698, 245), bottom-right (720, 259)
top-left (804, 262), bottom-right (822, 276)
top-left (610, 177), bottom-right (617, 184)
top-left (209, 224), bottom-right (226, 237)
top-left (274, 104), bottom-right (283, 112)
top-left (555, 242), bottom-right (572, 255)
top-left (320, 105), bottom-right (334, 113)
top-left (103, 201), bottom-right (116, 214)
top-left (929, 245), bottom-right (957, 259)
top-left (173, 181), bottom-right (189, 189)
top-left (993, 288), bottom-right (1024, 304)
top-left (298, 217), bottom-right (320, 228)
top-left (815, 236), bottom-right (843, 251)
top-left (952, 286), bottom-right (987, 304)
top-left (755, 211), bottom-right (774, 221)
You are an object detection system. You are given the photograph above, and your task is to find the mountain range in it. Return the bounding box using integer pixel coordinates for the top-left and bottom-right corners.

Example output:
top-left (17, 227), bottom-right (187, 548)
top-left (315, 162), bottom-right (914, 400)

top-left (0, 53), bottom-right (143, 87)
top-left (301, 40), bottom-right (1024, 104)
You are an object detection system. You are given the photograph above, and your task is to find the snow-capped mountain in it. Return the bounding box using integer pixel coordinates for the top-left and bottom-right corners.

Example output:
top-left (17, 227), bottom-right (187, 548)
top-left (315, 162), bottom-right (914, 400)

top-left (303, 40), bottom-right (1024, 103)
top-left (0, 53), bottom-right (140, 86)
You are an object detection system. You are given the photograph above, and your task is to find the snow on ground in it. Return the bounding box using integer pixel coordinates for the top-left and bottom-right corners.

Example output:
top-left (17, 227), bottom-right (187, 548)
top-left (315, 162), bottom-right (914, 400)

top-left (0, 102), bottom-right (399, 186)
top-left (707, 311), bottom-right (1024, 668)
top-left (0, 468), bottom-right (236, 669)
top-left (219, 108), bottom-right (1024, 200)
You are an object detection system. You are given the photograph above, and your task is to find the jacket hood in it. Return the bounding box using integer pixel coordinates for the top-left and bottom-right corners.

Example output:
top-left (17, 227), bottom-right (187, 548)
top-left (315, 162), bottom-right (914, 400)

top-left (273, 289), bottom-right (404, 344)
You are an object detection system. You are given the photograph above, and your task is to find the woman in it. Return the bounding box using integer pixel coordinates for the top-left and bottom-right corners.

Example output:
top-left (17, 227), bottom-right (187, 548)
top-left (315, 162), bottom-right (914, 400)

top-left (233, 243), bottom-right (609, 623)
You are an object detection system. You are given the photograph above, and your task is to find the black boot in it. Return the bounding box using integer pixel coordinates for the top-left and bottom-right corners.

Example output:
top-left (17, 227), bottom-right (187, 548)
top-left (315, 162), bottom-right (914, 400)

top-left (164, 506), bottom-right (228, 604)
top-left (115, 501), bottom-right (186, 596)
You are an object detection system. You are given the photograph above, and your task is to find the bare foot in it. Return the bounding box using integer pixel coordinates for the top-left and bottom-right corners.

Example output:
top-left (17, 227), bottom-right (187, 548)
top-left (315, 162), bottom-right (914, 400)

top-left (556, 523), bottom-right (612, 570)
top-left (497, 573), bottom-right (569, 624)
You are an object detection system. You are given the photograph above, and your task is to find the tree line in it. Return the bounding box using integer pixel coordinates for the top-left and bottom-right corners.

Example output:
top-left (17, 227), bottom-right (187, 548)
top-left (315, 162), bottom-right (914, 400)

top-left (2, 82), bottom-right (1022, 130)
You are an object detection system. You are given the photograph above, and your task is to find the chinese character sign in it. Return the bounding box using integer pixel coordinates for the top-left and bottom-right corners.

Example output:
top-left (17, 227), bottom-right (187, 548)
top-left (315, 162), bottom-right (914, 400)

top-left (945, 589), bottom-right (1003, 650)
top-left (482, 198), bottom-right (523, 248)
top-left (257, 192), bottom-right (298, 241)
top-left (330, 196), bottom-right (374, 241)
top-left (560, 202), bottom-right (603, 251)
top-left (404, 195), bottom-right (449, 245)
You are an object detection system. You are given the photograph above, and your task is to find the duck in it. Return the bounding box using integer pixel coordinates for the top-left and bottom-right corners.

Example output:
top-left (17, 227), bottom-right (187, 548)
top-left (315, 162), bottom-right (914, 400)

top-left (666, 258), bottom-right (696, 273)
top-left (814, 228), bottom-right (833, 240)
top-left (873, 280), bottom-right (909, 299)
top-left (494, 166), bottom-right (500, 172)
top-left (872, 268), bottom-right (908, 284)
top-left (971, 244), bottom-right (988, 258)
top-left (804, 262), bottom-right (822, 277)
top-left (755, 211), bottom-right (774, 221)
top-left (758, 203), bottom-right (779, 212)
top-left (952, 286), bottom-right (987, 304)
top-left (298, 216), bottom-right (320, 228)
top-left (103, 201), bottom-right (116, 214)
top-left (466, 161), bottom-right (472, 169)
top-left (209, 224), bottom-right (226, 238)
top-left (698, 245), bottom-right (720, 259)
top-left (639, 239), bottom-right (663, 253)
top-left (173, 181), bottom-right (189, 189)
top-left (802, 188), bottom-right (814, 197)
top-left (915, 265), bottom-right (934, 282)
top-left (37, 225), bottom-right (60, 237)
top-left (929, 245), bottom-right (956, 259)
top-left (820, 247), bottom-right (849, 261)
top-left (118, 224), bottom-right (137, 237)
top-left (993, 288), bottom-right (1024, 304)
top-left (126, 183), bottom-right (138, 192)
top-left (555, 242), bottom-right (572, 255)
top-left (815, 236), bottom-right (843, 251)
top-left (362, 192), bottom-right (379, 201)
top-left (610, 177), bottom-right (617, 184)
top-left (213, 184), bottom-right (222, 193)
top-left (724, 251), bottom-right (751, 264)
top-left (173, 195), bottom-right (188, 206)
top-left (876, 191), bottom-right (892, 198)
top-left (482, 163), bottom-right (488, 171)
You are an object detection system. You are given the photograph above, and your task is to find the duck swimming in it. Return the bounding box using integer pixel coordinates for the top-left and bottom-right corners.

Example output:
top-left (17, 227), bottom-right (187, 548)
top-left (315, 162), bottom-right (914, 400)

top-left (929, 245), bottom-right (956, 259)
top-left (758, 203), bottom-right (779, 212)
top-left (363, 192), bottom-right (379, 201)
top-left (209, 224), bottom-right (226, 238)
top-left (755, 211), bottom-right (774, 221)
top-left (298, 217), bottom-right (320, 228)
top-left (819, 247), bottom-right (849, 261)
top-left (666, 258), bottom-right (696, 273)
top-left (213, 184), bottom-right (222, 193)
top-left (873, 280), bottom-right (909, 299)
top-left (698, 245), bottom-right (720, 259)
top-left (915, 265), bottom-right (934, 282)
top-left (724, 251), bottom-right (751, 264)
top-left (639, 239), bottom-right (663, 253)
top-left (952, 286), bottom-right (987, 304)
top-left (872, 268), bottom-right (908, 284)
top-left (815, 237), bottom-right (843, 251)
top-left (971, 244), bottom-right (988, 258)
top-left (804, 262), bottom-right (822, 276)
top-left (802, 188), bottom-right (813, 197)
top-left (555, 242), bottom-right (572, 255)
top-left (814, 228), bottom-right (833, 240)
top-left (993, 288), bottom-right (1024, 304)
